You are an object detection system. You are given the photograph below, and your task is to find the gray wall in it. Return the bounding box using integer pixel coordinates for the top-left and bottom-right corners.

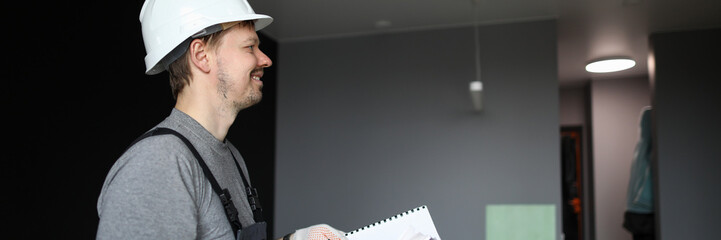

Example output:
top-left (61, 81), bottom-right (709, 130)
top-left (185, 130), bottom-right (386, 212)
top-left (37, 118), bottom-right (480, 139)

top-left (590, 77), bottom-right (651, 240)
top-left (560, 86), bottom-right (588, 127)
top-left (651, 28), bottom-right (721, 239)
top-left (275, 20), bottom-right (560, 239)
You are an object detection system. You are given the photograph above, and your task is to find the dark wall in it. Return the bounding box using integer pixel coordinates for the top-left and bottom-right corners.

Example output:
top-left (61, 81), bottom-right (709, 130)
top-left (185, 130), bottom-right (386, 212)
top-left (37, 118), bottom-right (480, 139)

top-left (275, 20), bottom-right (561, 239)
top-left (650, 28), bottom-right (721, 239)
top-left (7, 1), bottom-right (277, 238)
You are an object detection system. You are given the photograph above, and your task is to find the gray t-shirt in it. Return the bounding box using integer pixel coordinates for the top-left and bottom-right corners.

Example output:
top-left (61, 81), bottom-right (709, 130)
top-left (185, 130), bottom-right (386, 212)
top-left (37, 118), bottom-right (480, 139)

top-left (97, 109), bottom-right (256, 239)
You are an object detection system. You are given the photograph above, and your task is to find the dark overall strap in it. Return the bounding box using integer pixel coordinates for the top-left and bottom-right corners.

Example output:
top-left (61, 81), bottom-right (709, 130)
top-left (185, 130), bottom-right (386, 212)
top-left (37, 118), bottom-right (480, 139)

top-left (229, 150), bottom-right (264, 223)
top-left (127, 127), bottom-right (243, 235)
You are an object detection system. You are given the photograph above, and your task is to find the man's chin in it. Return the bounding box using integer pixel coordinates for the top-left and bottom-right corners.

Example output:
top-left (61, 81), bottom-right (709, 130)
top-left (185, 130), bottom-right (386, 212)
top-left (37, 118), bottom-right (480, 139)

top-left (234, 93), bottom-right (262, 111)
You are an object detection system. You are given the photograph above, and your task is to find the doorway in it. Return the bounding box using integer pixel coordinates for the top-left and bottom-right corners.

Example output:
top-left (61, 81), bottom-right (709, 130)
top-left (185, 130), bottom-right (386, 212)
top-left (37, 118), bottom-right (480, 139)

top-left (561, 126), bottom-right (584, 240)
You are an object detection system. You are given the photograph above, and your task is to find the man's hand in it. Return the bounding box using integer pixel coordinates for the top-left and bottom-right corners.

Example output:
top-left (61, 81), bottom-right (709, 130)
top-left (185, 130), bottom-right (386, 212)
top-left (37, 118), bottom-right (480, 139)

top-left (290, 224), bottom-right (348, 240)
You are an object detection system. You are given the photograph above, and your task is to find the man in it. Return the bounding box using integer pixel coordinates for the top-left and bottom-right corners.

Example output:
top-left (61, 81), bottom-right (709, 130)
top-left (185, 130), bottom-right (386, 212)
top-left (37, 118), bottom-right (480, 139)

top-left (96, 1), bottom-right (347, 239)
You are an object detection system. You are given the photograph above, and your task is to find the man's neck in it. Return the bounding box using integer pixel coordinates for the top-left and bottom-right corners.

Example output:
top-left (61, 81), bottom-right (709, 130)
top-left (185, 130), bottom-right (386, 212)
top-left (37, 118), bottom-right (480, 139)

top-left (175, 87), bottom-right (236, 141)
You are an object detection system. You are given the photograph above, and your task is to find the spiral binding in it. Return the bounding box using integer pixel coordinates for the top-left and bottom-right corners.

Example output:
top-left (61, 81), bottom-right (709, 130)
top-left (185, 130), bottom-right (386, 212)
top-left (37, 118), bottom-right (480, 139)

top-left (345, 205), bottom-right (427, 236)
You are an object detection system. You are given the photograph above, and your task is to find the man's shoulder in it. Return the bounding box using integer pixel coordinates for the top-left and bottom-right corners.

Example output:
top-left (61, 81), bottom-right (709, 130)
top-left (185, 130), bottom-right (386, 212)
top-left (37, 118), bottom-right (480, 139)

top-left (122, 132), bottom-right (196, 165)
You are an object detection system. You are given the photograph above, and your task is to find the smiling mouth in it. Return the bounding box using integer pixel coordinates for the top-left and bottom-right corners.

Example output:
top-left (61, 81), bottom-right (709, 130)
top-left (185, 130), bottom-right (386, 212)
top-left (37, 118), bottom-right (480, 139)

top-left (251, 69), bottom-right (264, 82)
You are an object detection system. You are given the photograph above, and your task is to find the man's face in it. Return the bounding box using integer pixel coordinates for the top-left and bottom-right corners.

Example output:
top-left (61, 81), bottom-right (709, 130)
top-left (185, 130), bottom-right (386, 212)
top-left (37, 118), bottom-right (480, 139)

top-left (213, 24), bottom-right (272, 113)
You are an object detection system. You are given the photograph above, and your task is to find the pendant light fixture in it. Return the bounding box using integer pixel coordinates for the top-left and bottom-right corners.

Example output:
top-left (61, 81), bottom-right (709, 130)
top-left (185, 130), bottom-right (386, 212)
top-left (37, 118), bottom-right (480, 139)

top-left (585, 57), bottom-right (636, 73)
top-left (470, 0), bottom-right (483, 112)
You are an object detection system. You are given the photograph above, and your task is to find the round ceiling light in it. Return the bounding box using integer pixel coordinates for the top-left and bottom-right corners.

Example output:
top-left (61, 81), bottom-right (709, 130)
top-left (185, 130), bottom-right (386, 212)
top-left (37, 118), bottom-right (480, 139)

top-left (585, 58), bottom-right (636, 73)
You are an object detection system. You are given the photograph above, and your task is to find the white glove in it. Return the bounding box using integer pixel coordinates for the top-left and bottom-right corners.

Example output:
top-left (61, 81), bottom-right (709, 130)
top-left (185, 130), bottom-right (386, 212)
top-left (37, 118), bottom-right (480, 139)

top-left (291, 224), bottom-right (349, 240)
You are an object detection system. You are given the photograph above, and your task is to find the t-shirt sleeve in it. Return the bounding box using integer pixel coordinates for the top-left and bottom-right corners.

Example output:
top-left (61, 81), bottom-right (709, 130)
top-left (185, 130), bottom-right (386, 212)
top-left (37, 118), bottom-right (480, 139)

top-left (97, 137), bottom-right (203, 239)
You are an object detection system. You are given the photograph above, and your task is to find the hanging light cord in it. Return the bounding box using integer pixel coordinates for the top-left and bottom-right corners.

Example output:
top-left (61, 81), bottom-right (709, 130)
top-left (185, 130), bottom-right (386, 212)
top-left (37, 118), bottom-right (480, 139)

top-left (472, 0), bottom-right (481, 82)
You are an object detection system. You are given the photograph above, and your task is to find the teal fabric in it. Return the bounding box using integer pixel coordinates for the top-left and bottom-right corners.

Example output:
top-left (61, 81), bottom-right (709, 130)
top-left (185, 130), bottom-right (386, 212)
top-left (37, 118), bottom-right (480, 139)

top-left (626, 107), bottom-right (654, 213)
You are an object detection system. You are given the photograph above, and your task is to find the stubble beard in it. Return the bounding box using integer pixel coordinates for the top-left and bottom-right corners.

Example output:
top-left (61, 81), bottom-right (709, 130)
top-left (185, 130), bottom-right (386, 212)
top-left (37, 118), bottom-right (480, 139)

top-left (217, 62), bottom-right (263, 114)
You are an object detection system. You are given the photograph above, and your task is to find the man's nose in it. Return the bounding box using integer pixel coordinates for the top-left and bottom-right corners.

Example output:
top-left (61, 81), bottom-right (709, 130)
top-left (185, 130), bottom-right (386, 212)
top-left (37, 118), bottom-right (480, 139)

top-left (257, 49), bottom-right (272, 68)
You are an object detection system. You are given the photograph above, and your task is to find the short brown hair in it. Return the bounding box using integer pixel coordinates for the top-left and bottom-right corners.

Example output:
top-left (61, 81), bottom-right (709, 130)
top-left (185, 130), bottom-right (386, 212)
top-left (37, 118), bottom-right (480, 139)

top-left (167, 21), bottom-right (253, 99)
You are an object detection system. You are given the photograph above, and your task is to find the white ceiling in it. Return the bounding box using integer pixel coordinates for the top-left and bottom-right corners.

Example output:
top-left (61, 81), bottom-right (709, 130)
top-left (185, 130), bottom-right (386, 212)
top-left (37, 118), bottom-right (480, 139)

top-left (251, 0), bottom-right (721, 85)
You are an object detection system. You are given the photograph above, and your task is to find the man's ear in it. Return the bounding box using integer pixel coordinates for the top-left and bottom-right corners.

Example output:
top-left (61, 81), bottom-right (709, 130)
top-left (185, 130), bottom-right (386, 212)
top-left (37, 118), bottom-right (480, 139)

top-left (189, 39), bottom-right (212, 73)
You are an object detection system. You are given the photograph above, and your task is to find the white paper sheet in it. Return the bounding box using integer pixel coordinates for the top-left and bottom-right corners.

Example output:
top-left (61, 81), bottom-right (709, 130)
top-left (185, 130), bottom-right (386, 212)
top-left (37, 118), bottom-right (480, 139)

top-left (345, 206), bottom-right (441, 240)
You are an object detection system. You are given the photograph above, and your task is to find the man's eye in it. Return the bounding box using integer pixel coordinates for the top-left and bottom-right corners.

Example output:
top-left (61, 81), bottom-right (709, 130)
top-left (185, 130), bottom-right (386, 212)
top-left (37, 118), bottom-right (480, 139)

top-left (247, 45), bottom-right (255, 51)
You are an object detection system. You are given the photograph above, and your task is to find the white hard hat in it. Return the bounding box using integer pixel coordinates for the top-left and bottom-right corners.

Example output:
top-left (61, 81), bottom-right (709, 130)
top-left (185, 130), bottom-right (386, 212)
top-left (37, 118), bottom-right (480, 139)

top-left (140, 0), bottom-right (273, 75)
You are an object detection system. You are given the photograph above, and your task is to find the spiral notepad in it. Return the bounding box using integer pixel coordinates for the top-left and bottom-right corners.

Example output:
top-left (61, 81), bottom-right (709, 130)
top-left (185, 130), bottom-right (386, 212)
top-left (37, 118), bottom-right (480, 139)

top-left (345, 205), bottom-right (441, 240)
